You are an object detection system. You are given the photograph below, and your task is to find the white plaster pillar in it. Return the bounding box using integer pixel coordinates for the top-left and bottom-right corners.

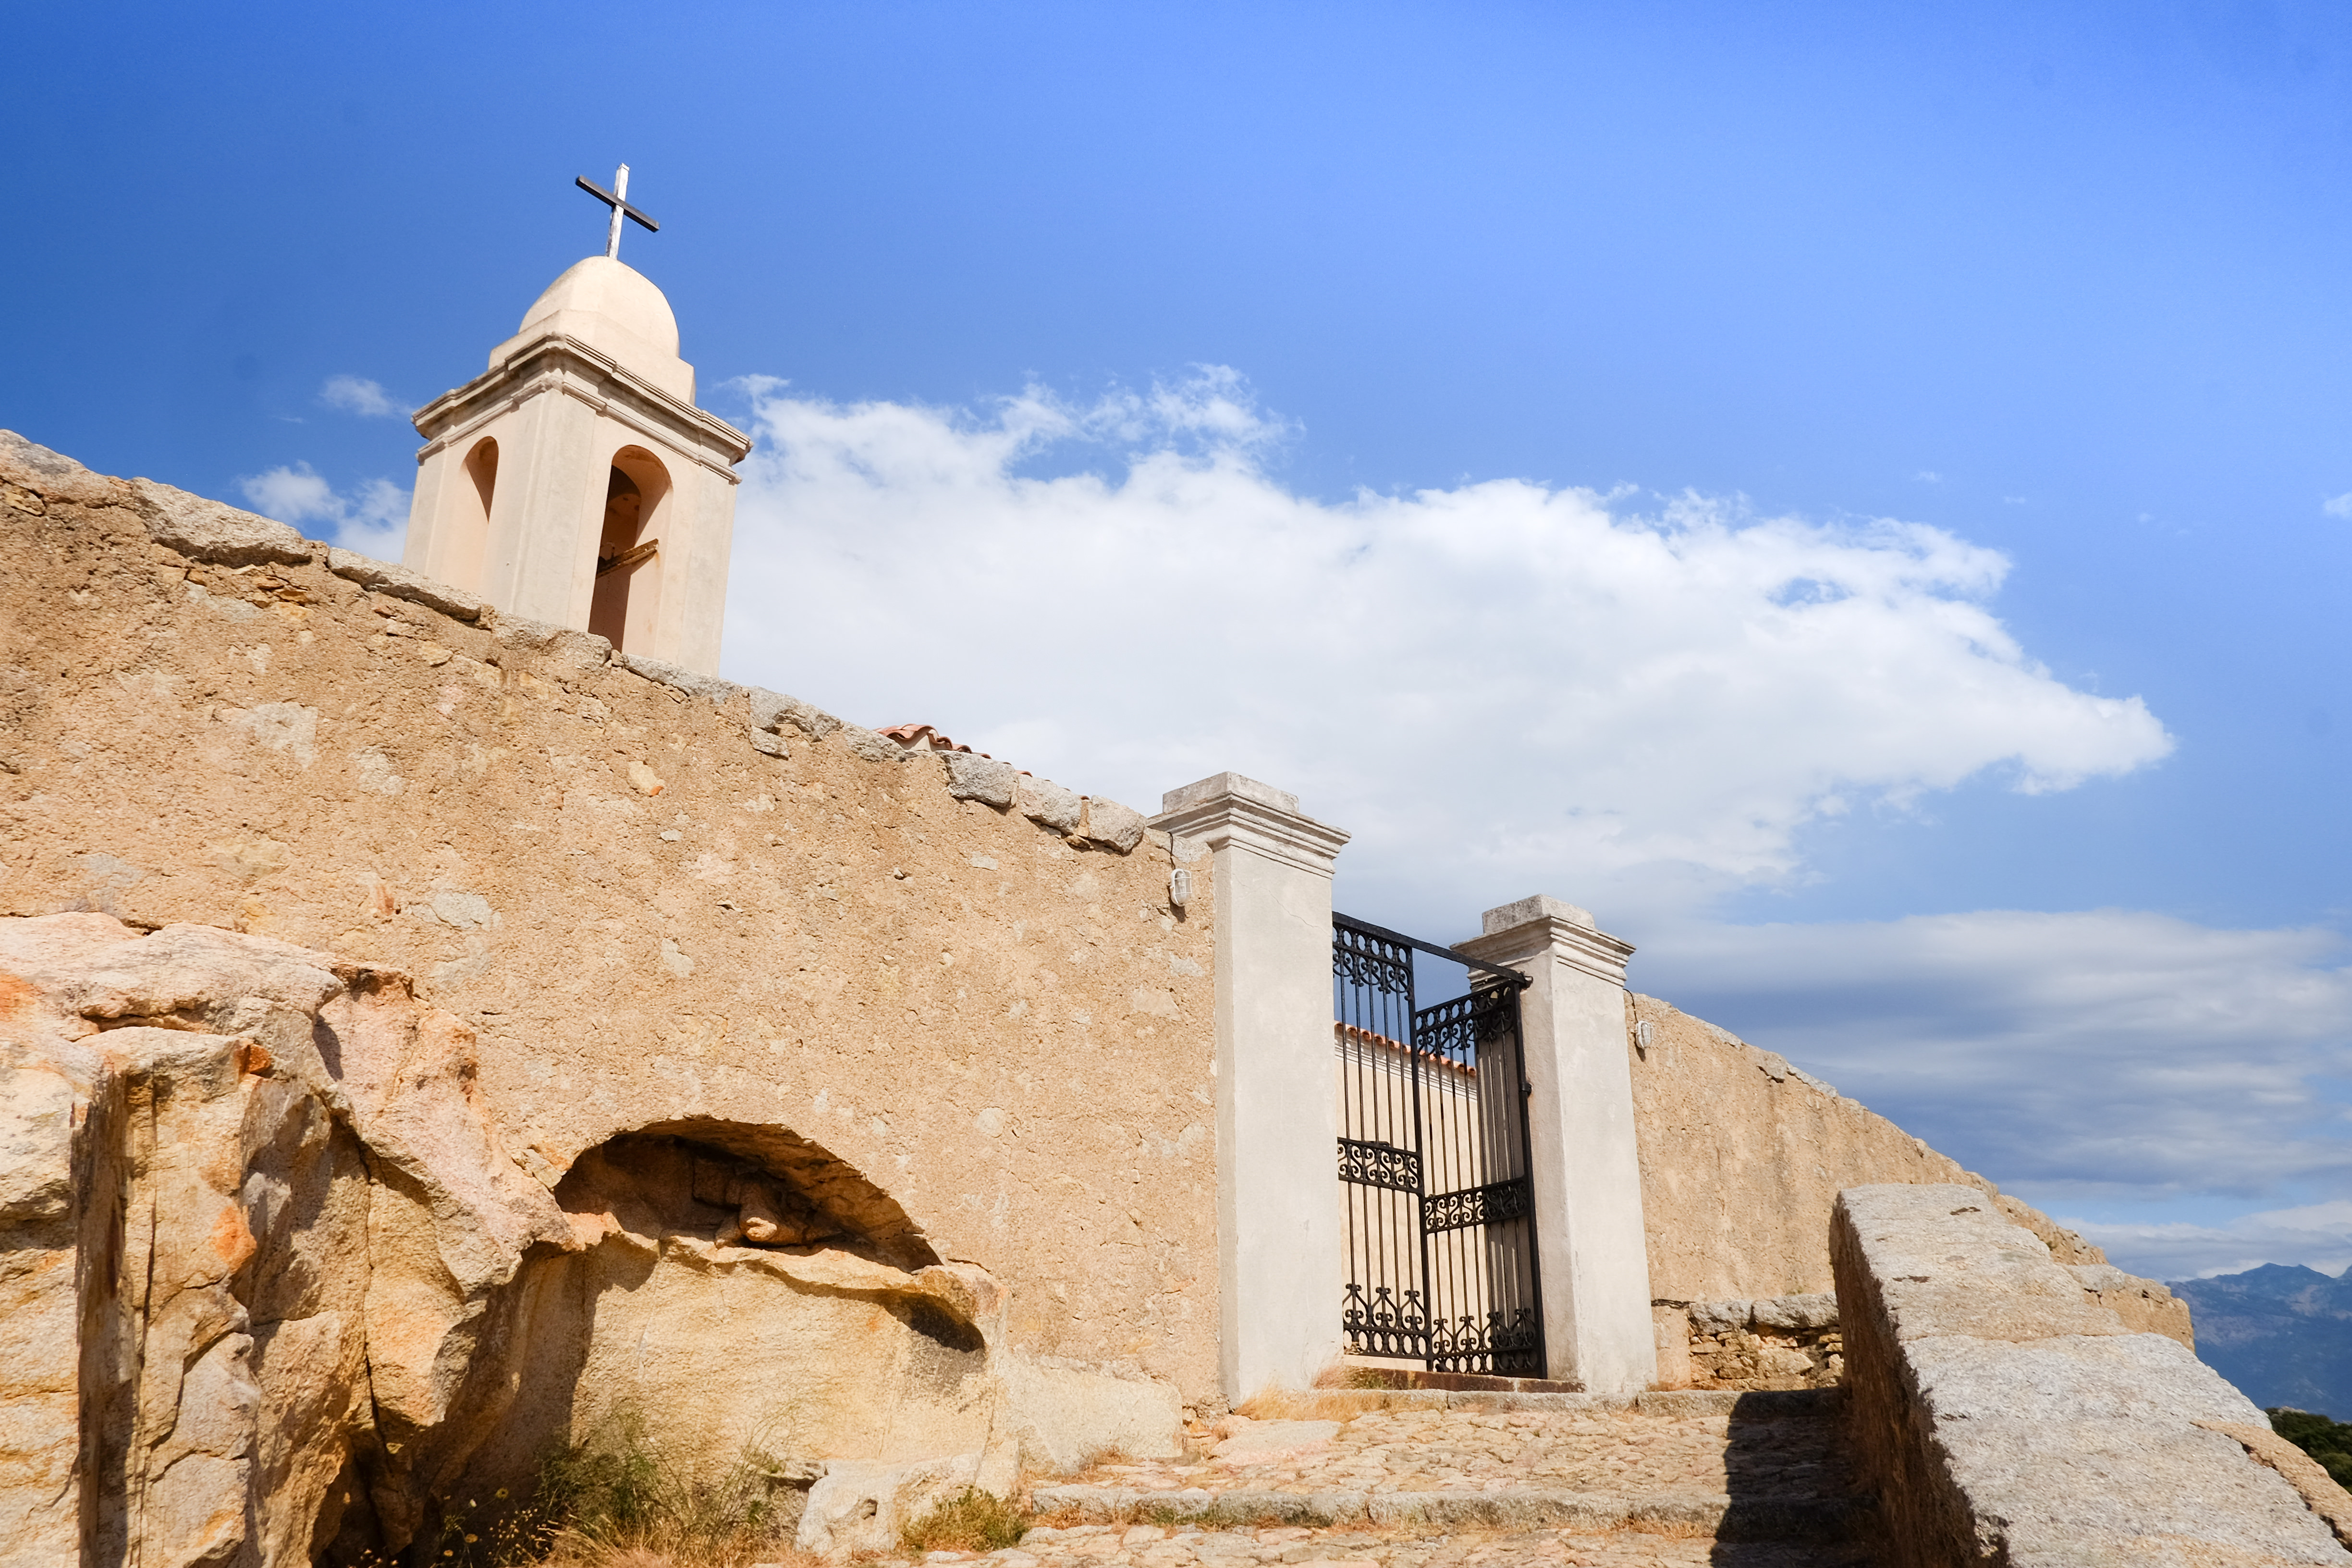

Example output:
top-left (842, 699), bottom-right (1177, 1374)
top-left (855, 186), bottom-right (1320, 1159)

top-left (1457, 895), bottom-right (1656, 1394)
top-left (1152, 772), bottom-right (1351, 1405)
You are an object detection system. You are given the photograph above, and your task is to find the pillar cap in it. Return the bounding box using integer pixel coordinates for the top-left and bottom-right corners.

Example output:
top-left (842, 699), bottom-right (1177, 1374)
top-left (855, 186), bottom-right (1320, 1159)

top-left (1457, 893), bottom-right (1634, 983)
top-left (1159, 771), bottom-right (1297, 816)
top-left (1481, 893), bottom-right (1596, 934)
top-left (1150, 772), bottom-right (1349, 878)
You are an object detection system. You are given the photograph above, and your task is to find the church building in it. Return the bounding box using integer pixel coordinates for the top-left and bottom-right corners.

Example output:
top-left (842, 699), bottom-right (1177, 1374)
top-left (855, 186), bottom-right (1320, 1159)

top-left (0, 165), bottom-right (2277, 1568)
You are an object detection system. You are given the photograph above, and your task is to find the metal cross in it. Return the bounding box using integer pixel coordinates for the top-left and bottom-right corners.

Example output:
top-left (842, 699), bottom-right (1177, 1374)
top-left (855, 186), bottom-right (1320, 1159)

top-left (575, 164), bottom-right (660, 260)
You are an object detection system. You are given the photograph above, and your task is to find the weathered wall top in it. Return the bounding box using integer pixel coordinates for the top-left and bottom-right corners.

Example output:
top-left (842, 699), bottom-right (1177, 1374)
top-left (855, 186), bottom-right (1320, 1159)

top-left (0, 430), bottom-right (1223, 1409)
top-left (1627, 991), bottom-right (2114, 1305)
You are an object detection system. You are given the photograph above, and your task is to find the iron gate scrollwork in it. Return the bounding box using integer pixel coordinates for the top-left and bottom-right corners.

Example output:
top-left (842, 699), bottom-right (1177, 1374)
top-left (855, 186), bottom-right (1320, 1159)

top-left (1334, 913), bottom-right (1545, 1377)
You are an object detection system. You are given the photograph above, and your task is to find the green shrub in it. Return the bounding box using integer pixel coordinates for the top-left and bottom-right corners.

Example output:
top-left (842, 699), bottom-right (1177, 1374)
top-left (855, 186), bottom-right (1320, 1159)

top-left (899, 1487), bottom-right (1027, 1554)
top-left (2266, 1408), bottom-right (2352, 1488)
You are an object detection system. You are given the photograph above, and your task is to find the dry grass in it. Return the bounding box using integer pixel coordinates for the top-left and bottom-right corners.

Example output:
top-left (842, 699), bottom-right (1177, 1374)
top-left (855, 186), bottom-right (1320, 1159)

top-left (1025, 1498), bottom-right (1311, 1532)
top-left (441, 1406), bottom-right (808, 1568)
top-left (1059, 1446), bottom-right (1159, 1486)
top-left (1140, 1501), bottom-right (1303, 1531)
top-left (533, 1523), bottom-right (818, 1568)
top-left (897, 1487), bottom-right (1029, 1554)
top-left (1230, 1389), bottom-right (1378, 1421)
top-left (1311, 1363), bottom-right (1414, 1391)
top-left (1021, 1504), bottom-right (1093, 1531)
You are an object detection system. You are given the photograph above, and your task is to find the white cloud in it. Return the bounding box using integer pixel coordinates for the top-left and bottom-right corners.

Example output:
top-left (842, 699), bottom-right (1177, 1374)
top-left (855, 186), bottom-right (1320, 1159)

top-left (238, 462), bottom-right (407, 560)
top-left (2322, 492), bottom-right (2352, 519)
top-left (714, 377), bottom-right (2352, 1241)
top-left (320, 375), bottom-right (402, 418)
top-left (1642, 909), bottom-right (2352, 1202)
top-left (721, 370), bottom-right (2172, 920)
top-left (2072, 1200), bottom-right (2352, 1282)
top-left (1914, 469), bottom-right (1944, 483)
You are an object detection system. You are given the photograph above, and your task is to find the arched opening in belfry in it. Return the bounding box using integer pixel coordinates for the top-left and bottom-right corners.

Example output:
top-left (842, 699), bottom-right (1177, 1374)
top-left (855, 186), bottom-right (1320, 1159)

top-left (588, 446), bottom-right (670, 653)
top-left (445, 437), bottom-right (498, 593)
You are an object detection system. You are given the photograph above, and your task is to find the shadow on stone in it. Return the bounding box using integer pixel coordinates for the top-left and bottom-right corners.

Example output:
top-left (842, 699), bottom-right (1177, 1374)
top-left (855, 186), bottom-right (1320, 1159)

top-left (1711, 1388), bottom-right (1877, 1561)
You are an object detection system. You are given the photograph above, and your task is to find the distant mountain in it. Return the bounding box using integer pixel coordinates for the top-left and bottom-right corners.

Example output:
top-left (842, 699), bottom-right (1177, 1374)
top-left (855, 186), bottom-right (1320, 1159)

top-left (2170, 1263), bottom-right (2352, 1417)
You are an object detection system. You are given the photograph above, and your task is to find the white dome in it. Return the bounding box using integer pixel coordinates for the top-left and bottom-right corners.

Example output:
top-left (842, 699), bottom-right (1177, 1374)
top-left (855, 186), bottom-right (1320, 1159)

top-left (519, 257), bottom-right (680, 359)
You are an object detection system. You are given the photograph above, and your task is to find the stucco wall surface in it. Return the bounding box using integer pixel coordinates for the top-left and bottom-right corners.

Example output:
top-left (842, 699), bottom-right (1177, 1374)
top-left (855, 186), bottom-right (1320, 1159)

top-left (1628, 993), bottom-right (2110, 1306)
top-left (0, 432), bottom-right (1220, 1407)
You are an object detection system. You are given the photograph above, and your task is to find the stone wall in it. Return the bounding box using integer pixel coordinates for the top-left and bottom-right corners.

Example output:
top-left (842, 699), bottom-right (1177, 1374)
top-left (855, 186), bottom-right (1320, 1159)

top-left (1834, 1183), bottom-right (2350, 1567)
top-left (1627, 993), bottom-right (2119, 1305)
top-left (2, 915), bottom-right (1137, 1566)
top-left (1652, 1293), bottom-right (1844, 1392)
top-left (1631, 992), bottom-right (2194, 1394)
top-left (1654, 1273), bottom-right (2193, 1396)
top-left (0, 432), bottom-right (1220, 1561)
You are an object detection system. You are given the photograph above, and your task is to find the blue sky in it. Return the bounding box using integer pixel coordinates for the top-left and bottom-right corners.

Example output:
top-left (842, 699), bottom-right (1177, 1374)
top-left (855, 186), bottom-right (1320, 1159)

top-left (8, 1), bottom-right (2351, 1278)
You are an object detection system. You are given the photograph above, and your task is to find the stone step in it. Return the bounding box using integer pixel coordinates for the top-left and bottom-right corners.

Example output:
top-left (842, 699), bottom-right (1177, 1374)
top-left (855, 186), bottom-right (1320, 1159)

top-left (1027, 1483), bottom-right (1875, 1541)
top-left (943, 1519), bottom-right (1881, 1568)
top-left (1270, 1387), bottom-right (1843, 1418)
top-left (1023, 1384), bottom-right (1871, 1558)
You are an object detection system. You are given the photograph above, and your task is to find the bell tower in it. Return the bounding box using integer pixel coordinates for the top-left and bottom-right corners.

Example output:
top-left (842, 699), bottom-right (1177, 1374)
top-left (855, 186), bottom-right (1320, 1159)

top-left (402, 168), bottom-right (751, 675)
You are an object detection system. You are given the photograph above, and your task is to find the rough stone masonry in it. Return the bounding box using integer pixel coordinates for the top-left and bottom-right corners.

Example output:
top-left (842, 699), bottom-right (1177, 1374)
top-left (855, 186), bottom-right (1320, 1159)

top-left (0, 431), bottom-right (1218, 1565)
top-left (0, 426), bottom-right (2224, 1567)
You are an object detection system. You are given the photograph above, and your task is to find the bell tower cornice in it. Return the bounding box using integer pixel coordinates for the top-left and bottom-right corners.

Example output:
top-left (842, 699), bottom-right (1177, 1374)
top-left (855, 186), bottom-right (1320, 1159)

top-left (412, 331), bottom-right (751, 485)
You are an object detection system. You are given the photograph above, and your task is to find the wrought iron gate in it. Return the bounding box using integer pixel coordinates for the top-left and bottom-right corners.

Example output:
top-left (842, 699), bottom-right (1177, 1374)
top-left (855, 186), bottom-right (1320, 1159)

top-left (1333, 913), bottom-right (1545, 1376)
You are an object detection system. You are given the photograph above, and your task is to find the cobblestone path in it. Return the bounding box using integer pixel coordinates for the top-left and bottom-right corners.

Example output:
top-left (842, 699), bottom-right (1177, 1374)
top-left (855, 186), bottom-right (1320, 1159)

top-left (910, 1387), bottom-right (1876, 1568)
